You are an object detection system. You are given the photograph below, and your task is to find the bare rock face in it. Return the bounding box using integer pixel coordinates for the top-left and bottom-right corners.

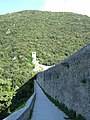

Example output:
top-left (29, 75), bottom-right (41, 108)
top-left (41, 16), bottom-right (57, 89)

top-left (37, 44), bottom-right (90, 120)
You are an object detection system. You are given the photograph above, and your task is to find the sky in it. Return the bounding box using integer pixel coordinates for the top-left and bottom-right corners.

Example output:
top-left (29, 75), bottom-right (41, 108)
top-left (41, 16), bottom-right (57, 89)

top-left (0, 0), bottom-right (90, 17)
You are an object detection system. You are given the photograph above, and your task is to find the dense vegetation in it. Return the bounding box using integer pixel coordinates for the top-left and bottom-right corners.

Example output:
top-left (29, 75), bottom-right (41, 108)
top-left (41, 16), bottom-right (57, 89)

top-left (0, 10), bottom-right (90, 118)
top-left (0, 77), bottom-right (34, 119)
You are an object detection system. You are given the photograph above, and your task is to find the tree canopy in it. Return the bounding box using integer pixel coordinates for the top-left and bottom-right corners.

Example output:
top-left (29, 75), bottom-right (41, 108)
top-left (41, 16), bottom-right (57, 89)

top-left (0, 10), bottom-right (90, 118)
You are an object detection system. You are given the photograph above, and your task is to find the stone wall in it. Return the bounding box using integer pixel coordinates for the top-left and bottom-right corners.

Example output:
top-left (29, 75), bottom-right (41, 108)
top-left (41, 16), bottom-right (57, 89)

top-left (37, 44), bottom-right (90, 120)
top-left (4, 93), bottom-right (36, 120)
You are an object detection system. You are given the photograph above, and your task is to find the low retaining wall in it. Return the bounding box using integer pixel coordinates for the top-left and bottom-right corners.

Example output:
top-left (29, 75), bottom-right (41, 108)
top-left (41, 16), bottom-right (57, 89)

top-left (4, 93), bottom-right (36, 120)
top-left (37, 44), bottom-right (90, 120)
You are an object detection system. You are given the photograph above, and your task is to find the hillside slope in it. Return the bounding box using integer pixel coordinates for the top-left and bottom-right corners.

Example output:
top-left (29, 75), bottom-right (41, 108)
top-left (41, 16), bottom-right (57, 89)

top-left (0, 10), bottom-right (90, 117)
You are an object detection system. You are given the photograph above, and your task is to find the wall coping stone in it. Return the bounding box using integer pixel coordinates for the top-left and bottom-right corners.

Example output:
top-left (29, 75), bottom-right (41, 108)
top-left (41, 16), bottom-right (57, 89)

top-left (4, 92), bottom-right (36, 120)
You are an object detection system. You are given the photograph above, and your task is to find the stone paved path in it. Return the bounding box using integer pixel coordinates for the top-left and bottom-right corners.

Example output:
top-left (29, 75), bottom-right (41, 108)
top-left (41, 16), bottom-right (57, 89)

top-left (30, 81), bottom-right (68, 120)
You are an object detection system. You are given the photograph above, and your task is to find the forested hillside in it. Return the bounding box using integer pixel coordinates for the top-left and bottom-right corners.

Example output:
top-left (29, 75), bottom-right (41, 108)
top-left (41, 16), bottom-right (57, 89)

top-left (0, 10), bottom-right (90, 118)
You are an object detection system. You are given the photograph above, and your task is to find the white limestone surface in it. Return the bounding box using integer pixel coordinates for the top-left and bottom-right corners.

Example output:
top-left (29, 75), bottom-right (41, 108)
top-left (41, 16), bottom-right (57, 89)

top-left (31, 81), bottom-right (68, 120)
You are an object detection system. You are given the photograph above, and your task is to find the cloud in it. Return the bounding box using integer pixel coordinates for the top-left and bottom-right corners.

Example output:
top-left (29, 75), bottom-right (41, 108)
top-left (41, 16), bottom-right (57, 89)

top-left (42, 0), bottom-right (90, 16)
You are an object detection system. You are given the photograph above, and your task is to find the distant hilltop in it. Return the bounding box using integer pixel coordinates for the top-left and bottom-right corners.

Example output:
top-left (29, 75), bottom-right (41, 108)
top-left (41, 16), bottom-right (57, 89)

top-left (0, 10), bottom-right (90, 118)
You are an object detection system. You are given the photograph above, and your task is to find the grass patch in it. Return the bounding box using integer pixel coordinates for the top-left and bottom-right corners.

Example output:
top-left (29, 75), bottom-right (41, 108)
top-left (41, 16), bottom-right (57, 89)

top-left (14, 100), bottom-right (28, 111)
top-left (29, 94), bottom-right (36, 120)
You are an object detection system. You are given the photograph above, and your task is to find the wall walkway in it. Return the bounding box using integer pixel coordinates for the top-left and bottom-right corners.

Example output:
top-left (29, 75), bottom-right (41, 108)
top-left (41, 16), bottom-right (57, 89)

top-left (37, 44), bottom-right (90, 120)
top-left (30, 81), bottom-right (67, 120)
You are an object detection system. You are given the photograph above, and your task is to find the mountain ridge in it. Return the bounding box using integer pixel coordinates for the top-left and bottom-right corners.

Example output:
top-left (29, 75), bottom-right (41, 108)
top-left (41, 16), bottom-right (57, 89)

top-left (0, 10), bottom-right (90, 118)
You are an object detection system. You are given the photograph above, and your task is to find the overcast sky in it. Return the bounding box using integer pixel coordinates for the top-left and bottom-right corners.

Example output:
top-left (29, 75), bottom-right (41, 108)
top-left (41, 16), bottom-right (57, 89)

top-left (0, 0), bottom-right (90, 17)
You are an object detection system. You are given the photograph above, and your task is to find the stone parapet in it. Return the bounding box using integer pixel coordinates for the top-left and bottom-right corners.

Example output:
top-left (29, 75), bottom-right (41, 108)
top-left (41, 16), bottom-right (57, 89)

top-left (37, 44), bottom-right (90, 120)
top-left (4, 93), bottom-right (36, 120)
